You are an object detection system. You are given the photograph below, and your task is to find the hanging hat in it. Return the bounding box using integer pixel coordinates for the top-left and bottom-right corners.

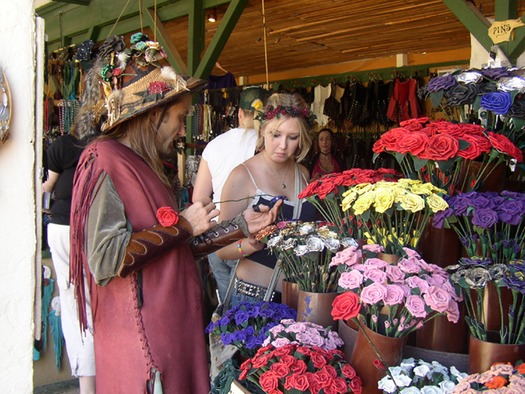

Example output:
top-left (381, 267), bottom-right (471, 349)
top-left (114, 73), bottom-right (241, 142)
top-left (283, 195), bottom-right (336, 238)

top-left (75, 33), bottom-right (208, 141)
top-left (239, 86), bottom-right (269, 112)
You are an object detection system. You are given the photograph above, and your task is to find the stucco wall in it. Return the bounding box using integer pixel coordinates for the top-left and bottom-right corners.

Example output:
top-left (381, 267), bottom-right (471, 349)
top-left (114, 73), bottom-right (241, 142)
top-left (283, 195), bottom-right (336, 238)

top-left (0, 0), bottom-right (38, 392)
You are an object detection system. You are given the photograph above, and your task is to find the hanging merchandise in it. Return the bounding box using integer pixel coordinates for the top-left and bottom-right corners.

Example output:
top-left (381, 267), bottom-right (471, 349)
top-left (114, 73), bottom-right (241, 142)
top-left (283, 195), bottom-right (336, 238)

top-left (41, 265), bottom-right (54, 352)
top-left (386, 76), bottom-right (421, 123)
top-left (312, 83), bottom-right (331, 127)
top-left (49, 296), bottom-right (64, 370)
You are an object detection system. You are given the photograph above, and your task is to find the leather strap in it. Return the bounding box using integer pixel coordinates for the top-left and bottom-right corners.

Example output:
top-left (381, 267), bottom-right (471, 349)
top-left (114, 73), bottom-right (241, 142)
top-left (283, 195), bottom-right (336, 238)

top-left (189, 219), bottom-right (246, 259)
top-left (117, 217), bottom-right (193, 278)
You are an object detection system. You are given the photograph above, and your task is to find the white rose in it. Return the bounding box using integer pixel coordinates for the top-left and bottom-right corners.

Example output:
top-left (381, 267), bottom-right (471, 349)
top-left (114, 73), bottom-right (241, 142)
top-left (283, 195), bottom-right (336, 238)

top-left (420, 386), bottom-right (442, 394)
top-left (400, 387), bottom-right (421, 394)
top-left (393, 374), bottom-right (414, 387)
top-left (378, 377), bottom-right (398, 394)
top-left (439, 380), bottom-right (457, 394)
top-left (414, 364), bottom-right (431, 378)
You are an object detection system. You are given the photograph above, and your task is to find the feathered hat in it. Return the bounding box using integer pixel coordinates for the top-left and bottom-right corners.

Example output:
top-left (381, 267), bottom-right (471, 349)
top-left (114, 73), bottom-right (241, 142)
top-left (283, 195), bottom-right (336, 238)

top-left (75, 32), bottom-right (207, 142)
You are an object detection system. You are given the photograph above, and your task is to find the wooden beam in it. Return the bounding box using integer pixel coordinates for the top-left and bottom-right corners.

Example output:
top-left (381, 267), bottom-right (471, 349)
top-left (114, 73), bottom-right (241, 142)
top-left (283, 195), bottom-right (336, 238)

top-left (52, 0), bottom-right (91, 5)
top-left (145, 8), bottom-right (187, 74)
top-left (188, 0), bottom-right (205, 75)
top-left (195, 0), bottom-right (248, 79)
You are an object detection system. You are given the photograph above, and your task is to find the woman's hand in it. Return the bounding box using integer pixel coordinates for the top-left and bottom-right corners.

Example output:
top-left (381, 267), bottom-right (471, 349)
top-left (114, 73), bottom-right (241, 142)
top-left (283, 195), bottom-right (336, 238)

top-left (242, 199), bottom-right (283, 234)
top-left (179, 201), bottom-right (219, 236)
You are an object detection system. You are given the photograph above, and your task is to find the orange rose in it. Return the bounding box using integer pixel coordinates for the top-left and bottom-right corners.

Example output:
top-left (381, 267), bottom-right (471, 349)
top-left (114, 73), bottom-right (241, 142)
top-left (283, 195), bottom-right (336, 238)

top-left (516, 362), bottom-right (525, 374)
top-left (485, 375), bottom-right (508, 389)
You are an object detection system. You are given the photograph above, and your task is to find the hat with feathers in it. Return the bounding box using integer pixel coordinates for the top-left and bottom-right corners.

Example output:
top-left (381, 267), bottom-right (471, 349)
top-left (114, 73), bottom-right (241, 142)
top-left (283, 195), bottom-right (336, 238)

top-left (75, 33), bottom-right (207, 142)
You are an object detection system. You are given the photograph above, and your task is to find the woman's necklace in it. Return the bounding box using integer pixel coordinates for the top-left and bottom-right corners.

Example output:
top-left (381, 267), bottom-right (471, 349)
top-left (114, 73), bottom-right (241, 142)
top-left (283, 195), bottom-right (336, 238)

top-left (264, 154), bottom-right (291, 189)
top-left (319, 154), bottom-right (333, 173)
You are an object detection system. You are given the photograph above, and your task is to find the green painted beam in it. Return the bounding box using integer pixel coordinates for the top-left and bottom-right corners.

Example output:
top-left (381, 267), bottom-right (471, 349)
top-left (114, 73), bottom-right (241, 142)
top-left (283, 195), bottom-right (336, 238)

top-left (194, 0), bottom-right (248, 79)
top-left (495, 0), bottom-right (518, 20)
top-left (52, 0), bottom-right (91, 5)
top-left (144, 7), bottom-right (187, 74)
top-left (441, 0), bottom-right (492, 52)
top-left (188, 0), bottom-right (205, 75)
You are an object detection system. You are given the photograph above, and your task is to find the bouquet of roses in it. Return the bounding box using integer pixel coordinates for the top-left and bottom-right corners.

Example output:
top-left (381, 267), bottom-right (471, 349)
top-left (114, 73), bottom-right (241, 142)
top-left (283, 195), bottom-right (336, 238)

top-left (238, 343), bottom-right (363, 394)
top-left (372, 117), bottom-right (523, 196)
top-left (452, 361), bottom-right (525, 393)
top-left (205, 301), bottom-right (297, 357)
top-left (262, 319), bottom-right (344, 351)
top-left (257, 220), bottom-right (354, 292)
top-left (330, 244), bottom-right (461, 337)
top-left (377, 357), bottom-right (467, 394)
top-left (298, 168), bottom-right (402, 238)
top-left (447, 257), bottom-right (525, 344)
top-left (433, 191), bottom-right (525, 263)
top-left (340, 178), bottom-right (448, 255)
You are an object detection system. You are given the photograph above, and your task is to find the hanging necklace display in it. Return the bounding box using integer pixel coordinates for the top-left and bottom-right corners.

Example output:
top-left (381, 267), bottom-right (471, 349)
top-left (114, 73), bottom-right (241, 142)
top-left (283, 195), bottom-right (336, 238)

top-left (0, 67), bottom-right (12, 143)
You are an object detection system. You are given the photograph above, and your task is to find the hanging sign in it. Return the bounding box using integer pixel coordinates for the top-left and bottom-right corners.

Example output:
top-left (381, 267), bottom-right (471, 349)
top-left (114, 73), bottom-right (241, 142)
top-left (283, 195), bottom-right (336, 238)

top-left (0, 67), bottom-right (12, 143)
top-left (489, 19), bottom-right (525, 44)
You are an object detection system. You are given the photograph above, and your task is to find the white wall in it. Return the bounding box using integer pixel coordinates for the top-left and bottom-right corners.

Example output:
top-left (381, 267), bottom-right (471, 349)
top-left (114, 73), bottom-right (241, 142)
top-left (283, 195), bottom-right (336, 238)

top-left (0, 0), bottom-right (38, 392)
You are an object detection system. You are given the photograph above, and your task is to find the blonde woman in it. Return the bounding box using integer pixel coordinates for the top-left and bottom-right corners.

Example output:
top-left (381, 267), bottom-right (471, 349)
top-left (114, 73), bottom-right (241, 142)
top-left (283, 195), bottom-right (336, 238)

top-left (217, 93), bottom-right (318, 304)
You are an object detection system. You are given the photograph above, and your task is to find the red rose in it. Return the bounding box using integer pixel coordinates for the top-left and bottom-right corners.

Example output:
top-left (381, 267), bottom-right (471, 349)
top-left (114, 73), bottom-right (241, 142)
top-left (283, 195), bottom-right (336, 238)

top-left (298, 180), bottom-right (320, 199)
top-left (399, 117), bottom-right (429, 130)
top-left (259, 371), bottom-right (279, 392)
top-left (331, 292), bottom-right (361, 321)
top-left (393, 130), bottom-right (429, 156)
top-left (270, 362), bottom-right (290, 378)
top-left (341, 364), bottom-right (357, 379)
top-left (310, 352), bottom-right (328, 369)
top-left (460, 123), bottom-right (485, 135)
top-left (284, 373), bottom-right (310, 391)
top-left (488, 132), bottom-right (523, 162)
top-left (373, 128), bottom-right (406, 153)
top-left (280, 354), bottom-right (296, 367)
top-left (457, 134), bottom-right (491, 160)
top-left (156, 206), bottom-right (179, 227)
top-left (316, 180), bottom-right (338, 199)
top-left (332, 377), bottom-right (349, 393)
top-left (421, 133), bottom-right (459, 160)
top-left (313, 368), bottom-right (334, 388)
top-left (272, 344), bottom-right (293, 357)
top-left (148, 81), bottom-right (171, 95)
top-left (349, 376), bottom-right (363, 394)
top-left (291, 359), bottom-right (307, 374)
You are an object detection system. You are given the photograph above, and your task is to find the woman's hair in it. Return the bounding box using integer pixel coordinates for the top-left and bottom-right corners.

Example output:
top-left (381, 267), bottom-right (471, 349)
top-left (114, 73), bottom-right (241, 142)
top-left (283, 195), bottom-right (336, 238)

top-left (98, 104), bottom-right (171, 185)
top-left (256, 93), bottom-right (313, 162)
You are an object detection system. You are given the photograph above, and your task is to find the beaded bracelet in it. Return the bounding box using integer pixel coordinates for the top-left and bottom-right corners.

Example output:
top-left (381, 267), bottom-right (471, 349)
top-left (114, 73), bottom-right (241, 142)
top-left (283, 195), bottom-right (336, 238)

top-left (237, 239), bottom-right (249, 258)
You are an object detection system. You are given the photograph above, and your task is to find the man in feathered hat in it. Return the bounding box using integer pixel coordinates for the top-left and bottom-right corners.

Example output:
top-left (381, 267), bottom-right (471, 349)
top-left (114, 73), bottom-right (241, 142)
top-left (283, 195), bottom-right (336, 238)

top-left (70, 33), bottom-right (281, 393)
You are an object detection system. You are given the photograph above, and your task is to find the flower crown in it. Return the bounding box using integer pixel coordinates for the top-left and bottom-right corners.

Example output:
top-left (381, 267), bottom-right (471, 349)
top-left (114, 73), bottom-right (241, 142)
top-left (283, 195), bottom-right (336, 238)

top-left (256, 105), bottom-right (317, 127)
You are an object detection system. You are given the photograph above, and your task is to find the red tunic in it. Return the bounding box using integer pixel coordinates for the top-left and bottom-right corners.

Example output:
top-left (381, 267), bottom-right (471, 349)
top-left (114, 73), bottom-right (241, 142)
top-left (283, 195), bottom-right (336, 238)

top-left (70, 140), bottom-right (209, 393)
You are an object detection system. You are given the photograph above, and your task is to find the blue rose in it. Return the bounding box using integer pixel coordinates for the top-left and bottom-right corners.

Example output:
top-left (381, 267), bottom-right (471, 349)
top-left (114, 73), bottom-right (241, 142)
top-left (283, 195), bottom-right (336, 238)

top-left (472, 207), bottom-right (499, 228)
top-left (480, 92), bottom-right (513, 115)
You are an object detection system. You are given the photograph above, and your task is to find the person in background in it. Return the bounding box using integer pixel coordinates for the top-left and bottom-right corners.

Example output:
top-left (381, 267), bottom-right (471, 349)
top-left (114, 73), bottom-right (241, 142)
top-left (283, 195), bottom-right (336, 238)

top-left (192, 86), bottom-right (268, 303)
top-left (68, 34), bottom-right (280, 393)
top-left (216, 93), bottom-right (318, 305)
top-left (309, 127), bottom-right (344, 181)
top-left (42, 132), bottom-right (95, 394)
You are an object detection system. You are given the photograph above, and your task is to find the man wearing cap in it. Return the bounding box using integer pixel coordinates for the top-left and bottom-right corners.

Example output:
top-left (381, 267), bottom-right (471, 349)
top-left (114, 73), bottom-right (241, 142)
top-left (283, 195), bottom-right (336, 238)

top-left (69, 34), bottom-right (280, 393)
top-left (192, 86), bottom-right (267, 303)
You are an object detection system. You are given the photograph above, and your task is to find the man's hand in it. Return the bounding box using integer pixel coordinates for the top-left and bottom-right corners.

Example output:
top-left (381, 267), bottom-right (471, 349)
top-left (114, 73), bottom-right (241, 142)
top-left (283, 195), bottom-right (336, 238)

top-left (180, 201), bottom-right (219, 236)
top-left (242, 199), bottom-right (283, 234)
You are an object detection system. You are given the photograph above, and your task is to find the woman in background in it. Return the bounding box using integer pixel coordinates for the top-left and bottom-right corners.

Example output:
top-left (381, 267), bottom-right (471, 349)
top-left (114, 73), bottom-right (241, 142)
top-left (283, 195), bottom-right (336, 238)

top-left (309, 128), bottom-right (344, 181)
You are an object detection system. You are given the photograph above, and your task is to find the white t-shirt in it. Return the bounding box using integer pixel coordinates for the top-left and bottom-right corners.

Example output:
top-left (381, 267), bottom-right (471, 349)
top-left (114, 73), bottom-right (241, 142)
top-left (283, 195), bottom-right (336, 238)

top-left (202, 127), bottom-right (257, 212)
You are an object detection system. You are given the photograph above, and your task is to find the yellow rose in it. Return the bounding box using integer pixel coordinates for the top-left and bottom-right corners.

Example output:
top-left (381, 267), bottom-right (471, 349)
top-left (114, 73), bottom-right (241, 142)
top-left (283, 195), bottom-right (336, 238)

top-left (426, 193), bottom-right (449, 213)
top-left (397, 178), bottom-right (420, 187)
top-left (410, 183), bottom-right (434, 195)
top-left (352, 193), bottom-right (375, 215)
top-left (399, 192), bottom-right (425, 213)
top-left (354, 183), bottom-right (374, 194)
top-left (374, 189), bottom-right (395, 213)
top-left (341, 190), bottom-right (358, 210)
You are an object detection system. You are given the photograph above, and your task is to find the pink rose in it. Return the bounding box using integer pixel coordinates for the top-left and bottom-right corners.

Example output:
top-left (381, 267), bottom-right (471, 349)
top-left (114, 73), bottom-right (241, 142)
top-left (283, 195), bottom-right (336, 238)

top-left (363, 268), bottom-right (387, 284)
top-left (385, 264), bottom-right (405, 283)
top-left (365, 258), bottom-right (388, 269)
top-left (445, 298), bottom-right (460, 323)
top-left (384, 285), bottom-right (405, 306)
top-left (330, 246), bottom-right (362, 267)
top-left (405, 295), bottom-right (427, 318)
top-left (338, 271), bottom-right (364, 290)
top-left (423, 286), bottom-right (451, 313)
top-left (406, 276), bottom-right (430, 293)
top-left (360, 283), bottom-right (387, 305)
top-left (398, 258), bottom-right (422, 274)
top-left (402, 247), bottom-right (420, 258)
top-left (362, 244), bottom-right (384, 253)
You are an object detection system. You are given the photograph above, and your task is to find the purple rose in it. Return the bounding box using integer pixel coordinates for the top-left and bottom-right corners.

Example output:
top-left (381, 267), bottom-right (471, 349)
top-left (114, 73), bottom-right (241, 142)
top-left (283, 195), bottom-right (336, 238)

top-left (480, 91), bottom-right (513, 115)
top-left (472, 207), bottom-right (499, 228)
top-left (426, 74), bottom-right (457, 93)
top-left (398, 258), bottom-right (422, 274)
top-left (448, 194), bottom-right (473, 216)
top-left (497, 198), bottom-right (524, 225)
top-left (406, 276), bottom-right (430, 293)
top-left (385, 264), bottom-right (406, 283)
